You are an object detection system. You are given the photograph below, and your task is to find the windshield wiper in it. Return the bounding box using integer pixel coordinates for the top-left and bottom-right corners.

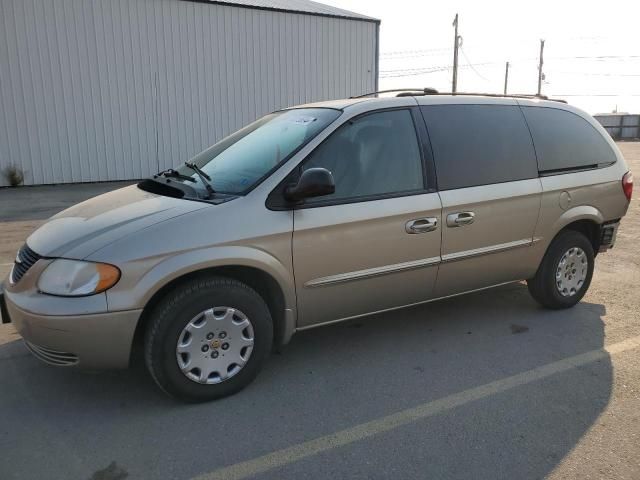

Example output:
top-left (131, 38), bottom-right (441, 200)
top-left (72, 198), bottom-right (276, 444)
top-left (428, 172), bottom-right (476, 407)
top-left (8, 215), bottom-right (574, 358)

top-left (184, 162), bottom-right (215, 198)
top-left (156, 168), bottom-right (196, 183)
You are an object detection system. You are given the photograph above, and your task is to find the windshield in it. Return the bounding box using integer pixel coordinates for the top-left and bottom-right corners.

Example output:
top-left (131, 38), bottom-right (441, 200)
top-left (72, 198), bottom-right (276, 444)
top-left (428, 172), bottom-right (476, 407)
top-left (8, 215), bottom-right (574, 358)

top-left (175, 108), bottom-right (341, 195)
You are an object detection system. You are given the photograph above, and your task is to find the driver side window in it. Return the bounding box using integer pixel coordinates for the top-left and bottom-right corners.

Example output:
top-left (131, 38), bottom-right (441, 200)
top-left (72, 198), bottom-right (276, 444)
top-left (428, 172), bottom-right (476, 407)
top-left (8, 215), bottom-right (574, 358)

top-left (302, 109), bottom-right (424, 203)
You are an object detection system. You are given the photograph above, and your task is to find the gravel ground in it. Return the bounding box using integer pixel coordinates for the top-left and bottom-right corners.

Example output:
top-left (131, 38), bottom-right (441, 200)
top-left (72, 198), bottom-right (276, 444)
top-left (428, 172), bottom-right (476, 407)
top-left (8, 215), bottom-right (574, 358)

top-left (0, 144), bottom-right (638, 480)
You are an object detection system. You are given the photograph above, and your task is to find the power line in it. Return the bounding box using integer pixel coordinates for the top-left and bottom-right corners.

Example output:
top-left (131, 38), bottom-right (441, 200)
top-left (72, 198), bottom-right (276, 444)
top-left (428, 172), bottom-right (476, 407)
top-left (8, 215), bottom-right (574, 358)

top-left (380, 47), bottom-right (451, 56)
top-left (380, 65), bottom-right (449, 74)
top-left (554, 94), bottom-right (640, 97)
top-left (380, 56), bottom-right (640, 75)
top-left (558, 55), bottom-right (640, 60)
top-left (380, 51), bottom-right (453, 60)
top-left (460, 47), bottom-right (491, 82)
top-left (554, 71), bottom-right (640, 77)
top-left (513, 55), bottom-right (640, 64)
top-left (380, 61), bottom-right (493, 76)
top-left (380, 65), bottom-right (640, 79)
top-left (380, 66), bottom-right (452, 79)
top-left (380, 30), bottom-right (640, 98)
top-left (381, 54), bottom-right (640, 69)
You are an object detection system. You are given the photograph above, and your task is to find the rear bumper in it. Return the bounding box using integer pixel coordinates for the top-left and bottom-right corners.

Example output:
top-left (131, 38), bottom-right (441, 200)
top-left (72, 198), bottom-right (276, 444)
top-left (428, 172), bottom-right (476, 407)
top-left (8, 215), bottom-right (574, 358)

top-left (599, 220), bottom-right (620, 253)
top-left (5, 296), bottom-right (141, 369)
top-left (0, 286), bottom-right (10, 324)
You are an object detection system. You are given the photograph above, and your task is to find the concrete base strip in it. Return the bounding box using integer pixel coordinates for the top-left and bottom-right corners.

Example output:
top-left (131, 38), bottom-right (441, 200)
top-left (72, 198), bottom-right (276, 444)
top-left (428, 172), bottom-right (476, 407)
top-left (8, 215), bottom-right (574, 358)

top-left (193, 335), bottom-right (640, 480)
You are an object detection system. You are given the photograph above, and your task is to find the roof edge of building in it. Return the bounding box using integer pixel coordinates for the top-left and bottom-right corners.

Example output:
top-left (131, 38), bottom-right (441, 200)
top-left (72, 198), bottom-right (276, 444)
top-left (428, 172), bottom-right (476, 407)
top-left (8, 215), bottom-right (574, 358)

top-left (182, 0), bottom-right (381, 23)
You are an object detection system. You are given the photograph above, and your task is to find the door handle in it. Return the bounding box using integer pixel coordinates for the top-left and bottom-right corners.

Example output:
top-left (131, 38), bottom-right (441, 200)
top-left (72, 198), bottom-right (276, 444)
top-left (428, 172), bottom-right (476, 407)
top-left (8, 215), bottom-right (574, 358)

top-left (405, 217), bottom-right (438, 234)
top-left (446, 211), bottom-right (475, 227)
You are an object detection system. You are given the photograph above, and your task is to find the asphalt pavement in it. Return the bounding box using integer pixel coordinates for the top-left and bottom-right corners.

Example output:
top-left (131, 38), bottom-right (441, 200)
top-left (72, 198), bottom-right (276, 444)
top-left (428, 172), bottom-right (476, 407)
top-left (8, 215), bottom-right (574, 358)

top-left (0, 145), bottom-right (639, 480)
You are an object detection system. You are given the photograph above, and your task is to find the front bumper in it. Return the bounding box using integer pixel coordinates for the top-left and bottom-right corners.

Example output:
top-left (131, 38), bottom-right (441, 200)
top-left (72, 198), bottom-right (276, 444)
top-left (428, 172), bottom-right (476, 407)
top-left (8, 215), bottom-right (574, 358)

top-left (5, 296), bottom-right (141, 369)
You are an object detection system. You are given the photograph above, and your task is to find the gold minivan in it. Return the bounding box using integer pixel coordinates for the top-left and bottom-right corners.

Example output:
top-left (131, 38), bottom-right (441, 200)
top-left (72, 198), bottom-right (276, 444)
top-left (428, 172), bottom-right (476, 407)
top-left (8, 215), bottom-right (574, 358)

top-left (1, 92), bottom-right (633, 401)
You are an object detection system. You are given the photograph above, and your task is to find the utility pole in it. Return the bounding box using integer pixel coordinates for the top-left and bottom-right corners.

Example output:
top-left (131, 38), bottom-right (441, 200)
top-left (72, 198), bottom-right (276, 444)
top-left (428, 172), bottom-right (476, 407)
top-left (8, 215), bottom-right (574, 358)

top-left (503, 61), bottom-right (509, 95)
top-left (452, 13), bottom-right (460, 93)
top-left (537, 39), bottom-right (545, 96)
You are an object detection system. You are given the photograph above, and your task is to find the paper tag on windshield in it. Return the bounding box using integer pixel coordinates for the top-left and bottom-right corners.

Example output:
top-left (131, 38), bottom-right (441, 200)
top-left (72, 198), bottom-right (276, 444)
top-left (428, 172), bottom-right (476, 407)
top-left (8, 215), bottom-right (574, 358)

top-left (291, 116), bottom-right (317, 125)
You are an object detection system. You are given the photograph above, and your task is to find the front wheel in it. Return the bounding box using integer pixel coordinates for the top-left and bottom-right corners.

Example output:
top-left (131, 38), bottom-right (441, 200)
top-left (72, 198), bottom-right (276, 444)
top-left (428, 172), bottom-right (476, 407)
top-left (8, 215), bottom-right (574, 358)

top-left (527, 230), bottom-right (595, 309)
top-left (144, 276), bottom-right (273, 402)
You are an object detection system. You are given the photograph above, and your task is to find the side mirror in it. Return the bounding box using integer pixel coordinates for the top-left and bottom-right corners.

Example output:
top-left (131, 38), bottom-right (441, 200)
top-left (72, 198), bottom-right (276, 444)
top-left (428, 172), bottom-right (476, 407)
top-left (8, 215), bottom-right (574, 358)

top-left (284, 168), bottom-right (335, 202)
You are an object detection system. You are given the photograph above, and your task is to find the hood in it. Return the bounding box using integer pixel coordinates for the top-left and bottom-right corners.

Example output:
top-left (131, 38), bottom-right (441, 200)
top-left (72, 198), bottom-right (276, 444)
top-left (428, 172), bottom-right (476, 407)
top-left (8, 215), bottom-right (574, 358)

top-left (26, 185), bottom-right (209, 259)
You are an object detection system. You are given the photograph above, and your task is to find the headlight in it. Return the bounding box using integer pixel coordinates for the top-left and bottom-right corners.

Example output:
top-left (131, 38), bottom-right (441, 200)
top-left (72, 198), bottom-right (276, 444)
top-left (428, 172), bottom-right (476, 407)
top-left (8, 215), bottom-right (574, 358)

top-left (38, 259), bottom-right (121, 296)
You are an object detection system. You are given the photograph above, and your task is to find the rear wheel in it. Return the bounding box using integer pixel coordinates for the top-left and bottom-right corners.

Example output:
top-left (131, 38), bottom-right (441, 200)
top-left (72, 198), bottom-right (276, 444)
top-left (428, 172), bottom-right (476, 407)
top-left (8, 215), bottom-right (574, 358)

top-left (527, 230), bottom-right (595, 309)
top-left (144, 276), bottom-right (273, 402)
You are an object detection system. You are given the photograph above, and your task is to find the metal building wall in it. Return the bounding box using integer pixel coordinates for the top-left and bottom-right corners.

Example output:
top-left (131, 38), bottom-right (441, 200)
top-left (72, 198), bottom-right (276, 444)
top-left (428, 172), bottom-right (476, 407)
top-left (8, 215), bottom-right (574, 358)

top-left (594, 114), bottom-right (640, 140)
top-left (0, 0), bottom-right (377, 185)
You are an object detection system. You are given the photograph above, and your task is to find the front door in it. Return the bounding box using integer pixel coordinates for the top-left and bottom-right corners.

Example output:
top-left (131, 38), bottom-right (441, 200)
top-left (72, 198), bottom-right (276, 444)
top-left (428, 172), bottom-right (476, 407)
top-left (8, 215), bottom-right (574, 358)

top-left (291, 108), bottom-right (442, 327)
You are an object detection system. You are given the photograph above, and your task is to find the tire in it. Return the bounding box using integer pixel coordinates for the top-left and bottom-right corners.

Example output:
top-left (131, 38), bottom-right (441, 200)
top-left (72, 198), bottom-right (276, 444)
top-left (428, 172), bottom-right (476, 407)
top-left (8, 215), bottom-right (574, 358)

top-left (144, 276), bottom-right (273, 402)
top-left (527, 230), bottom-right (595, 309)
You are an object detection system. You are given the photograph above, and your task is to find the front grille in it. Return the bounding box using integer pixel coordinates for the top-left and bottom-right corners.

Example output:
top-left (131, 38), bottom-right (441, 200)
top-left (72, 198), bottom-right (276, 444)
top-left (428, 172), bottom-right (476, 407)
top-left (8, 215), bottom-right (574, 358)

top-left (24, 341), bottom-right (79, 366)
top-left (10, 244), bottom-right (42, 284)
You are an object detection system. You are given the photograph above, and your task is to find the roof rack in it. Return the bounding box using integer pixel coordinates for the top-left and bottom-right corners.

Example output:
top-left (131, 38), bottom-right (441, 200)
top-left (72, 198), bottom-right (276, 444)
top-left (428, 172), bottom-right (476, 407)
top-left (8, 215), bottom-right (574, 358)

top-left (351, 88), bottom-right (567, 103)
top-left (350, 88), bottom-right (439, 99)
top-left (429, 92), bottom-right (568, 103)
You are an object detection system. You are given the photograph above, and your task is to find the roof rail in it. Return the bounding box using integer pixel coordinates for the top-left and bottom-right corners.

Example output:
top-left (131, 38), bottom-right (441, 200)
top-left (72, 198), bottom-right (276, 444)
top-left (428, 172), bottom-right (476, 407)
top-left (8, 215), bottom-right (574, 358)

top-left (350, 89), bottom-right (567, 103)
top-left (350, 88), bottom-right (439, 99)
top-left (428, 92), bottom-right (568, 103)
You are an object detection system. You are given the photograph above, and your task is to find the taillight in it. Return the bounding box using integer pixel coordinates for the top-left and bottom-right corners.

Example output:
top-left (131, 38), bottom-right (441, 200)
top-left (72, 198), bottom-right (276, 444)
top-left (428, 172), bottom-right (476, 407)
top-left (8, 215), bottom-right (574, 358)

top-left (622, 171), bottom-right (633, 201)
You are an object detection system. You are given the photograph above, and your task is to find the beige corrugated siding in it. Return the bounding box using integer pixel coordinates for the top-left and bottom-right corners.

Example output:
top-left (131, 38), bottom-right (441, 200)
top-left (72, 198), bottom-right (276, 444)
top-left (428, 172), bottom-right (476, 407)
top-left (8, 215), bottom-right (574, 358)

top-left (0, 0), bottom-right (377, 185)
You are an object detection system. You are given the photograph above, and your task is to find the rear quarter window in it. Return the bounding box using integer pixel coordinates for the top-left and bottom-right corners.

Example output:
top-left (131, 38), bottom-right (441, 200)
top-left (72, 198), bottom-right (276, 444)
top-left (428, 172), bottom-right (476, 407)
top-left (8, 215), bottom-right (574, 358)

top-left (421, 104), bottom-right (538, 190)
top-left (520, 106), bottom-right (617, 173)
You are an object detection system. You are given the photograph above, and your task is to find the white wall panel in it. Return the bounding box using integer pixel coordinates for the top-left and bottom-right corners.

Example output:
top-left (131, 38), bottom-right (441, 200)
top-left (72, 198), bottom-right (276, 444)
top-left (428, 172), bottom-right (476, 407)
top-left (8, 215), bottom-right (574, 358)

top-left (0, 0), bottom-right (377, 185)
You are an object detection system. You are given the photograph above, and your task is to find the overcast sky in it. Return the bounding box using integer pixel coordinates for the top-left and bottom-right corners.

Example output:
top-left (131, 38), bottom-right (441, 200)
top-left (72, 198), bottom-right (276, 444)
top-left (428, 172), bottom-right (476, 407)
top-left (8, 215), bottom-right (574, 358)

top-left (324, 0), bottom-right (640, 114)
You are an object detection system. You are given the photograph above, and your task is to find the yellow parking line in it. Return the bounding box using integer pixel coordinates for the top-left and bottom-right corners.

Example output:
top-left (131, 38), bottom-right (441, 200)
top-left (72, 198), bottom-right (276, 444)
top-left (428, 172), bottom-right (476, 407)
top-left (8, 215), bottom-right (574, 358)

top-left (192, 335), bottom-right (640, 480)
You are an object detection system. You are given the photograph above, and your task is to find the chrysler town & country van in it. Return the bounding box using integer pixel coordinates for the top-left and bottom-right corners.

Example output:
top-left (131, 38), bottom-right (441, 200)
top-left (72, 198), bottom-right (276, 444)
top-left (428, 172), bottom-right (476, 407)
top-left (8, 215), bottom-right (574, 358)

top-left (1, 92), bottom-right (632, 401)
